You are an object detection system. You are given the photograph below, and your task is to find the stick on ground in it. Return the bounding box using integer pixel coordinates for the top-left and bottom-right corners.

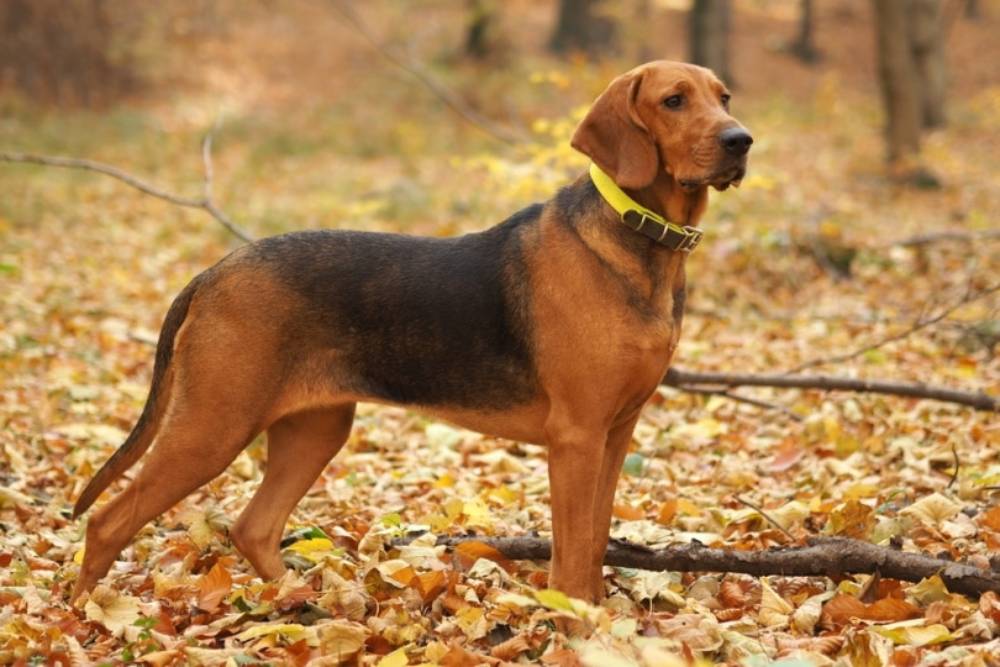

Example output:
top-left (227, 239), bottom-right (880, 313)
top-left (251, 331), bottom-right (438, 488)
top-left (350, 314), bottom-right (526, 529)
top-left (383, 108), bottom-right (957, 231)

top-left (395, 534), bottom-right (1000, 598)
top-left (663, 368), bottom-right (998, 412)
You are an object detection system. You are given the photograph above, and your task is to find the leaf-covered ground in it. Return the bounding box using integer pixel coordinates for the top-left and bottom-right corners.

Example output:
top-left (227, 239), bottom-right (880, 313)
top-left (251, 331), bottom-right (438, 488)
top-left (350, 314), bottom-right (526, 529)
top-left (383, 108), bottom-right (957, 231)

top-left (1, 2), bottom-right (999, 665)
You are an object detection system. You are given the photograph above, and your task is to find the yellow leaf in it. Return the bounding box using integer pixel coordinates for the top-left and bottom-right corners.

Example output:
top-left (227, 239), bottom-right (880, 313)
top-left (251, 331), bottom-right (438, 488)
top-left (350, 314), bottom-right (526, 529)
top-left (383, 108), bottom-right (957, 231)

top-left (900, 493), bottom-right (960, 525)
top-left (829, 499), bottom-right (875, 539)
top-left (676, 498), bottom-right (702, 516)
top-left (84, 585), bottom-right (141, 638)
top-left (285, 537), bottom-right (335, 562)
top-left (844, 483), bottom-right (880, 501)
top-left (434, 472), bottom-right (455, 488)
top-left (377, 647), bottom-right (409, 667)
top-left (907, 575), bottom-right (950, 605)
top-left (316, 620), bottom-right (368, 661)
top-left (872, 621), bottom-right (953, 646)
top-left (759, 579), bottom-right (793, 628)
top-left (236, 622), bottom-right (309, 643)
top-left (455, 605), bottom-right (488, 640)
top-left (792, 591), bottom-right (834, 633)
top-left (534, 588), bottom-right (574, 613)
top-left (462, 498), bottom-right (493, 530)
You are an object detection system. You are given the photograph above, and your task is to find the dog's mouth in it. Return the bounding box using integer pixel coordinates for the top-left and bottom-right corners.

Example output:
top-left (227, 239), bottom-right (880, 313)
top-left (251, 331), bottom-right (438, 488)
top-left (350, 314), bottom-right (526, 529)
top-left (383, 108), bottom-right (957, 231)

top-left (678, 162), bottom-right (747, 192)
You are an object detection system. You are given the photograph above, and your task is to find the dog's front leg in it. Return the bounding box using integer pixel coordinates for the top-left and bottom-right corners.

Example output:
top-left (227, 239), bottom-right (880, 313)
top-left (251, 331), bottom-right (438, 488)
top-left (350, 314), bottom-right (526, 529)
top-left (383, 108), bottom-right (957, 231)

top-left (589, 412), bottom-right (641, 600)
top-left (545, 414), bottom-right (606, 602)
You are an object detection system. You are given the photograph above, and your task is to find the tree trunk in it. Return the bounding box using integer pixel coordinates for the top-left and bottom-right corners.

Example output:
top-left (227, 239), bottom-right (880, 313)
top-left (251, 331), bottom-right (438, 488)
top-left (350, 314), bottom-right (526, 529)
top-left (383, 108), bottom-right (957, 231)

top-left (873, 0), bottom-right (923, 163)
top-left (549, 0), bottom-right (617, 56)
top-left (909, 0), bottom-right (947, 128)
top-left (464, 0), bottom-right (498, 60)
top-left (790, 0), bottom-right (821, 63)
top-left (689, 0), bottom-right (732, 84)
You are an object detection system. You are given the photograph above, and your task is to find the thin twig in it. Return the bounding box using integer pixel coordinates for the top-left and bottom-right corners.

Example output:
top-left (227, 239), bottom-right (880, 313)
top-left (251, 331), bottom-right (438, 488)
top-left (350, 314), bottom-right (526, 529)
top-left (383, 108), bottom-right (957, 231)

top-left (327, 1), bottom-right (525, 145)
top-left (880, 229), bottom-right (1000, 248)
top-left (663, 368), bottom-right (998, 412)
top-left (785, 282), bottom-right (1000, 374)
top-left (948, 443), bottom-right (960, 490)
top-left (0, 142), bottom-right (254, 244)
top-left (676, 386), bottom-right (802, 421)
top-left (734, 495), bottom-right (796, 541)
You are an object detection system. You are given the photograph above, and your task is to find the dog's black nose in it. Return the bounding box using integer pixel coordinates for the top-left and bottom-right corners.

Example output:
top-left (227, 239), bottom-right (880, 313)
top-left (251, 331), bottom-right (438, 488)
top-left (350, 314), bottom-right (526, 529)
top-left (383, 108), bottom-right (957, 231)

top-left (719, 127), bottom-right (753, 156)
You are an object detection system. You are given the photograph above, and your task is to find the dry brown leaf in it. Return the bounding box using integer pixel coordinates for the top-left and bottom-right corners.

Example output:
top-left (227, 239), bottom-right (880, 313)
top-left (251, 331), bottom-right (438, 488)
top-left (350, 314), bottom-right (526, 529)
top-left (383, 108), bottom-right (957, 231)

top-left (489, 634), bottom-right (531, 661)
top-left (197, 560), bottom-right (232, 613)
top-left (656, 497), bottom-right (678, 525)
top-left (820, 593), bottom-right (868, 629)
top-left (454, 540), bottom-right (515, 573)
top-left (864, 597), bottom-right (921, 622)
top-left (719, 580), bottom-right (748, 608)
top-left (828, 499), bottom-right (876, 539)
top-left (979, 505), bottom-right (1000, 532)
top-left (541, 648), bottom-right (585, 667)
top-left (978, 591), bottom-right (1000, 624)
top-left (776, 635), bottom-right (845, 656)
top-left (613, 503), bottom-right (645, 520)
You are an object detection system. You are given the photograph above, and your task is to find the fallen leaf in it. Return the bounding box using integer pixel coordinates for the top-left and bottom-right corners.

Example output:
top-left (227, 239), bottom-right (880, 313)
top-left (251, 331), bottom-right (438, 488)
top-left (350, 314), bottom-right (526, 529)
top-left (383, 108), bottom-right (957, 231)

top-left (759, 579), bottom-right (794, 627)
top-left (899, 493), bottom-right (961, 525)
top-left (316, 619), bottom-right (368, 661)
top-left (83, 585), bottom-right (142, 638)
top-left (376, 646), bottom-right (409, 667)
top-left (871, 621), bottom-right (953, 646)
top-left (455, 540), bottom-right (514, 572)
top-left (197, 560), bottom-right (232, 612)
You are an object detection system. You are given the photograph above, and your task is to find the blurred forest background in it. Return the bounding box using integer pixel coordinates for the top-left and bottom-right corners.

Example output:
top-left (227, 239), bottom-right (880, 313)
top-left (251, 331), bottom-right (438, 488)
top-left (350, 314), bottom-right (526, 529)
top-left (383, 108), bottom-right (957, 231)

top-left (1, 1), bottom-right (1000, 665)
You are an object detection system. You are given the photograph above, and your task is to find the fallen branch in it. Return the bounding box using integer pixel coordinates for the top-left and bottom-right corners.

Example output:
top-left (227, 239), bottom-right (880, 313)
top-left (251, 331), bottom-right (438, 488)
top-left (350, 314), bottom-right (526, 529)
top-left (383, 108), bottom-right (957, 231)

top-left (397, 534), bottom-right (1000, 598)
top-left (663, 368), bottom-right (997, 412)
top-left (0, 132), bottom-right (254, 244)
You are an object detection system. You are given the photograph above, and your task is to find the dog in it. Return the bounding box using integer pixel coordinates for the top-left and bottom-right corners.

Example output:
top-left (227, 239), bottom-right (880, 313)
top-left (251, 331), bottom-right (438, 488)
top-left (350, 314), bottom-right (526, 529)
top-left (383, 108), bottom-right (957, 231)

top-left (71, 60), bottom-right (751, 604)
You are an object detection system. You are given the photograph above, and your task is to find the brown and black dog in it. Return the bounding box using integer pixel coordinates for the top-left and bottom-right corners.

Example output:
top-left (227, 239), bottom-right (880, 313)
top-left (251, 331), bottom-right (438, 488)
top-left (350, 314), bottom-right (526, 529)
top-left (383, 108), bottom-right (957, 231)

top-left (71, 61), bottom-right (750, 603)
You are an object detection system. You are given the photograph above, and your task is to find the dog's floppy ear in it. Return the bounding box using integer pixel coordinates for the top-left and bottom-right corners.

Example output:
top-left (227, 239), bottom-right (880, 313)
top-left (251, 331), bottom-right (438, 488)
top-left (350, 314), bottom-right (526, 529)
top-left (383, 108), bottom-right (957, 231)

top-left (571, 70), bottom-right (659, 190)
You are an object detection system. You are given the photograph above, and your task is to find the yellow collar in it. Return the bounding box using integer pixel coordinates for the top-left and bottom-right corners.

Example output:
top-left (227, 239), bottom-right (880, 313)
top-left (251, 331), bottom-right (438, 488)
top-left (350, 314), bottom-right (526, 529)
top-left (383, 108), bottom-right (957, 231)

top-left (589, 163), bottom-right (703, 252)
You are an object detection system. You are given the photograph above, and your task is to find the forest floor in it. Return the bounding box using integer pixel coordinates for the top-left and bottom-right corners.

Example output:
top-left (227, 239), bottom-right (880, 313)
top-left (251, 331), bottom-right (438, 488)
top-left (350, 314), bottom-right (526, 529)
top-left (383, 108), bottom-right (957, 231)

top-left (1, 1), bottom-right (999, 665)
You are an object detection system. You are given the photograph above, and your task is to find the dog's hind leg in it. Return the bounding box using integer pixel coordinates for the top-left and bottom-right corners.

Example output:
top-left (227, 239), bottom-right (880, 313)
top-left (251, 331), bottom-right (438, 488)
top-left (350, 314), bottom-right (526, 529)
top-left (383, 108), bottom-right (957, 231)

top-left (72, 394), bottom-right (262, 600)
top-left (231, 404), bottom-right (355, 579)
top-left (72, 295), bottom-right (282, 601)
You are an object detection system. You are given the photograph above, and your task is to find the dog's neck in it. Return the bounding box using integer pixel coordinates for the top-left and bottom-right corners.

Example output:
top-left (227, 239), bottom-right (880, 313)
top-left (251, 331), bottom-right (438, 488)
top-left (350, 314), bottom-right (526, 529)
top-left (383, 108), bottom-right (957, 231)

top-left (627, 170), bottom-right (708, 228)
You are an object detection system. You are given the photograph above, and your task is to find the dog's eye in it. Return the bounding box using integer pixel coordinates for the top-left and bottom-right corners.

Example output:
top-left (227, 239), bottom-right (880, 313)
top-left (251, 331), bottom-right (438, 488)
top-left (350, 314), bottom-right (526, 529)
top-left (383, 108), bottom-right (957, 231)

top-left (721, 93), bottom-right (731, 109)
top-left (663, 94), bottom-right (683, 109)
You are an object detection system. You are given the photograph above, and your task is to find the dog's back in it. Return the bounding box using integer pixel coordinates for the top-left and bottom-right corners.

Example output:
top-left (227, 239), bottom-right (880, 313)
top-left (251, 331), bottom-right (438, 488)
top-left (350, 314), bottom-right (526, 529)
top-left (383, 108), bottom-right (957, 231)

top-left (239, 204), bottom-right (543, 408)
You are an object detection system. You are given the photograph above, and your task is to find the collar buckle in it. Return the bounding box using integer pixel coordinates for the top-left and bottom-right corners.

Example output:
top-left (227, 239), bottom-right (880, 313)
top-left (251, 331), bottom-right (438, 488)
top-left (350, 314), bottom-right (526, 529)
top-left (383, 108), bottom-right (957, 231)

top-left (677, 226), bottom-right (703, 252)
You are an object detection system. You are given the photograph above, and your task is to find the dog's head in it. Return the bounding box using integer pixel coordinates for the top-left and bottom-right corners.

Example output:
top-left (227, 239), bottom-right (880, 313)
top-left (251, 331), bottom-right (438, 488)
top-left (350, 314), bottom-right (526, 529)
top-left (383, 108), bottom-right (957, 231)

top-left (572, 61), bottom-right (751, 192)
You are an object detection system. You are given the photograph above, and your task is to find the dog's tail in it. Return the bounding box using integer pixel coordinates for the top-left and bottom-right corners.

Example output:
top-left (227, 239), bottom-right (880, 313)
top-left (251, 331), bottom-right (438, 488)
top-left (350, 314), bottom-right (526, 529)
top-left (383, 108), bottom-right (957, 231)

top-left (72, 276), bottom-right (202, 518)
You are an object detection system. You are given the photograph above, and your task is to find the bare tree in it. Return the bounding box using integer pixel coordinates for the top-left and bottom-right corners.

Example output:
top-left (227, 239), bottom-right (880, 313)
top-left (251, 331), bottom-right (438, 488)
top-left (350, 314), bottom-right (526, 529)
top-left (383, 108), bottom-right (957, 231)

top-left (549, 0), bottom-right (618, 56)
top-left (874, 0), bottom-right (923, 163)
top-left (910, 0), bottom-right (947, 128)
top-left (689, 0), bottom-right (732, 84)
top-left (465, 0), bottom-right (500, 60)
top-left (789, 0), bottom-right (821, 63)
top-left (873, 0), bottom-right (946, 183)
top-left (0, 0), bottom-right (144, 107)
